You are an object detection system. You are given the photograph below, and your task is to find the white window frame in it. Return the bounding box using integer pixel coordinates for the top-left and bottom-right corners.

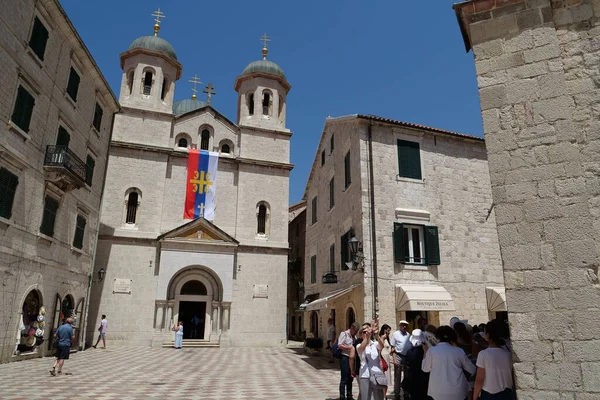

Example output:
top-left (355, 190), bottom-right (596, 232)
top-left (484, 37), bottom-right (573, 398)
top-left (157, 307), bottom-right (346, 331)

top-left (404, 224), bottom-right (425, 265)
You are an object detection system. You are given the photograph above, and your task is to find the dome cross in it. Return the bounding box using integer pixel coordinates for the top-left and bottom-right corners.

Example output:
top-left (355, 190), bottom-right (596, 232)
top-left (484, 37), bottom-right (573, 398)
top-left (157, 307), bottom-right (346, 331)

top-left (260, 33), bottom-right (271, 60)
top-left (203, 83), bottom-right (216, 104)
top-left (188, 74), bottom-right (202, 100)
top-left (151, 8), bottom-right (166, 36)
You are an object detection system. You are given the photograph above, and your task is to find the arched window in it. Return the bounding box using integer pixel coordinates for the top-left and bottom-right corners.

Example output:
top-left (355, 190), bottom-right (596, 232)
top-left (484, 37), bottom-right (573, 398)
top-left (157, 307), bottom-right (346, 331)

top-left (127, 71), bottom-right (134, 95)
top-left (200, 129), bottom-right (210, 150)
top-left (310, 311), bottom-right (319, 337)
top-left (125, 190), bottom-right (141, 224)
top-left (180, 280), bottom-right (207, 295)
top-left (256, 201), bottom-right (270, 236)
top-left (161, 77), bottom-right (169, 100)
top-left (262, 90), bottom-right (272, 115)
top-left (143, 71), bottom-right (153, 95)
top-left (219, 139), bottom-right (233, 155)
top-left (247, 93), bottom-right (254, 116)
top-left (346, 307), bottom-right (355, 328)
top-left (177, 138), bottom-right (188, 148)
top-left (221, 144), bottom-right (230, 154)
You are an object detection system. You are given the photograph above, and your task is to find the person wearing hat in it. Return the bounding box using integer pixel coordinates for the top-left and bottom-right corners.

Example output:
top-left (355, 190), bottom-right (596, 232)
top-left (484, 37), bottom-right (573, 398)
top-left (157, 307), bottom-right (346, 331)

top-left (50, 317), bottom-right (75, 376)
top-left (404, 329), bottom-right (430, 400)
top-left (390, 320), bottom-right (411, 400)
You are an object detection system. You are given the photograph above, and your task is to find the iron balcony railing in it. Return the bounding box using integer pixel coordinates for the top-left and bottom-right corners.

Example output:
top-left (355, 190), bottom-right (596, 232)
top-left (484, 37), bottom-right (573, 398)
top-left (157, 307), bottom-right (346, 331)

top-left (44, 145), bottom-right (86, 183)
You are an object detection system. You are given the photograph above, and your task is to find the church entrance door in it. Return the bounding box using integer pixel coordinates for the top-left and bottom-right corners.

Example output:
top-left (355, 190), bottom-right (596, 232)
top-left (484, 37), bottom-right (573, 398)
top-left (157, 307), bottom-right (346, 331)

top-left (179, 301), bottom-right (206, 339)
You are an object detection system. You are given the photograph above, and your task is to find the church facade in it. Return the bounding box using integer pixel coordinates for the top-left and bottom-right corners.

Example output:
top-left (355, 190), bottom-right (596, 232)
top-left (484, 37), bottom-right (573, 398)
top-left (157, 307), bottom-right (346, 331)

top-left (87, 22), bottom-right (292, 348)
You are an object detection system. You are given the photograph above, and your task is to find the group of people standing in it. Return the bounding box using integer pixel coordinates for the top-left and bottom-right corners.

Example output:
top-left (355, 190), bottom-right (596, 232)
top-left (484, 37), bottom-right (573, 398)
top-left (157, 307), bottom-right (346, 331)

top-left (334, 317), bottom-right (514, 400)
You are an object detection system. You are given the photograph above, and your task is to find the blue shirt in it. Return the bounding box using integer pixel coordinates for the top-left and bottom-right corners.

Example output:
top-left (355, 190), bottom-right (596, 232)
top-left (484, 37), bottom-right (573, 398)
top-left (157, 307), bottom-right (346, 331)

top-left (56, 323), bottom-right (73, 347)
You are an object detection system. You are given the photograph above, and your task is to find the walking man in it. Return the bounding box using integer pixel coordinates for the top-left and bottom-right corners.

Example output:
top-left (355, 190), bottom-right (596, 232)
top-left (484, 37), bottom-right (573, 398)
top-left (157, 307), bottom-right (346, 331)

top-left (93, 314), bottom-right (108, 349)
top-left (50, 317), bottom-right (74, 376)
top-left (390, 320), bottom-right (411, 400)
top-left (338, 322), bottom-right (360, 400)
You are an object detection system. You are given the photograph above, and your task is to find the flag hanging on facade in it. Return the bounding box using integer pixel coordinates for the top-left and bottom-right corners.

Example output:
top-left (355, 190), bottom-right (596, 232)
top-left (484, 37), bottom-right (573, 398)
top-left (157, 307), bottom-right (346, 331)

top-left (184, 150), bottom-right (219, 220)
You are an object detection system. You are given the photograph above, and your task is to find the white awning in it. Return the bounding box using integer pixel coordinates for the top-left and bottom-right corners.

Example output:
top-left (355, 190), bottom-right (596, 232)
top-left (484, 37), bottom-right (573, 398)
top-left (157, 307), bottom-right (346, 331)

top-left (395, 284), bottom-right (455, 311)
top-left (304, 285), bottom-right (360, 312)
top-left (486, 287), bottom-right (506, 312)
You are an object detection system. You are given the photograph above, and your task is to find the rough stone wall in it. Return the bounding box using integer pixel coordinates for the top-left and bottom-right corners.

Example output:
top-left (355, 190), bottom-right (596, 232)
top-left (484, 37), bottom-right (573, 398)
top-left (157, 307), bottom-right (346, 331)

top-left (0, 0), bottom-right (117, 363)
top-left (287, 206), bottom-right (306, 339)
top-left (456, 0), bottom-right (600, 396)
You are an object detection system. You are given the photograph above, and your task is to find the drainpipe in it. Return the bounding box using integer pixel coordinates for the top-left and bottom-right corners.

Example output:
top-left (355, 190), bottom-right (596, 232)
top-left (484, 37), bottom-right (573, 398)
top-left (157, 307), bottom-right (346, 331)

top-left (367, 118), bottom-right (379, 319)
top-left (81, 108), bottom-right (118, 350)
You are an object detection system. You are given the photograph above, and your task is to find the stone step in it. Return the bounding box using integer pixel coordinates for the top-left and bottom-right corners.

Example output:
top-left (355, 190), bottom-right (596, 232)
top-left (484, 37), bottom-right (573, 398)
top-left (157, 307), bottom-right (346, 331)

top-left (162, 340), bottom-right (220, 348)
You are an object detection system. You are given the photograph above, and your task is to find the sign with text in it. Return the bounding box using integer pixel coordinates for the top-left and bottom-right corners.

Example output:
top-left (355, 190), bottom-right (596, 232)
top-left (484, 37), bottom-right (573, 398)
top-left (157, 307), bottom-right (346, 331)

top-left (113, 279), bottom-right (132, 294)
top-left (322, 273), bottom-right (338, 284)
top-left (253, 284), bottom-right (268, 298)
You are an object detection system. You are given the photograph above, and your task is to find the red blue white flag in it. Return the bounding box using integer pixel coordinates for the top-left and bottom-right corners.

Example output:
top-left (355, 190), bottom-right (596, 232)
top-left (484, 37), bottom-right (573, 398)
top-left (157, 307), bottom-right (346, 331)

top-left (184, 150), bottom-right (219, 220)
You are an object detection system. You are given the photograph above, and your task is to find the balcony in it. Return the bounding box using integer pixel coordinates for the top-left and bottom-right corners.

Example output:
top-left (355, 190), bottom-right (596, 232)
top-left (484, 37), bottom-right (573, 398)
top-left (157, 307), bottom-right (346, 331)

top-left (43, 145), bottom-right (86, 191)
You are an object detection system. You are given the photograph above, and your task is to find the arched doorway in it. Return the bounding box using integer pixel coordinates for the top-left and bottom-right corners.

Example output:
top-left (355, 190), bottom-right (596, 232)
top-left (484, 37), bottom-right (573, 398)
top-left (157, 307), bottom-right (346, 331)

top-left (310, 311), bottom-right (319, 337)
top-left (167, 267), bottom-right (222, 341)
top-left (346, 307), bottom-right (356, 329)
top-left (16, 289), bottom-right (43, 355)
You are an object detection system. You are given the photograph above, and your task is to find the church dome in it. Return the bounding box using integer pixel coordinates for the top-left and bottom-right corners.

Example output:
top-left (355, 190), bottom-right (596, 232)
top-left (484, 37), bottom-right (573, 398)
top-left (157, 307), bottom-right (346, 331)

top-left (173, 98), bottom-right (207, 115)
top-left (241, 60), bottom-right (285, 79)
top-left (129, 36), bottom-right (177, 60)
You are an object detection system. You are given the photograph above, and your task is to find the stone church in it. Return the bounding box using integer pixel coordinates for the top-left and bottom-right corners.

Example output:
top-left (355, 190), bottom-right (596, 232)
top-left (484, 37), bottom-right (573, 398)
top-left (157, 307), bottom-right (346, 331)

top-left (88, 18), bottom-right (292, 348)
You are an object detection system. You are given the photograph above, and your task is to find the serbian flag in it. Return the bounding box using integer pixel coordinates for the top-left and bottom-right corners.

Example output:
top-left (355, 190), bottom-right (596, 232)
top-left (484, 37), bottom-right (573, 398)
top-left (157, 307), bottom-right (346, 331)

top-left (184, 150), bottom-right (219, 220)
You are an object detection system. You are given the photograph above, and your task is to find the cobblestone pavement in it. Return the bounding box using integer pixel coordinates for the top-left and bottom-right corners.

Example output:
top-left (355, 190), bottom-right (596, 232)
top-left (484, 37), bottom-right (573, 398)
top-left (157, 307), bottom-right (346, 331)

top-left (0, 346), bottom-right (369, 400)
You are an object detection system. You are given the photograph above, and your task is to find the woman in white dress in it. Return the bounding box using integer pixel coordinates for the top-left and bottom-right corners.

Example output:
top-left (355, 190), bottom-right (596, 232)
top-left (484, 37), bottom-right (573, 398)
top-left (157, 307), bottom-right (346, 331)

top-left (378, 324), bottom-right (393, 399)
top-left (173, 321), bottom-right (183, 349)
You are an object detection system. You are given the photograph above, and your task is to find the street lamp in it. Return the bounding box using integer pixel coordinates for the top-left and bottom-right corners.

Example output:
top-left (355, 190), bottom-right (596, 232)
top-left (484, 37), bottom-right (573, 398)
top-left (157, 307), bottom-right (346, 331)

top-left (347, 237), bottom-right (364, 271)
top-left (348, 237), bottom-right (360, 255)
top-left (97, 268), bottom-right (105, 282)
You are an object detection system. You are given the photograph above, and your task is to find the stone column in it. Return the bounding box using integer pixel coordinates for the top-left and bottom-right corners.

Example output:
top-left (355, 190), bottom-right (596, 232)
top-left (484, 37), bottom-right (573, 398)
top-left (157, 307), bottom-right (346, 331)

top-left (211, 301), bottom-right (219, 334)
top-left (166, 300), bottom-right (175, 329)
top-left (155, 301), bottom-right (166, 331)
top-left (221, 302), bottom-right (231, 332)
top-left (454, 1), bottom-right (600, 397)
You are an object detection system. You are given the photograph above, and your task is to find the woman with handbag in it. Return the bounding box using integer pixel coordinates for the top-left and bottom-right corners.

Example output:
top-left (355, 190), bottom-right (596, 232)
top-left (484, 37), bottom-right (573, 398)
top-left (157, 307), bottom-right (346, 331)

top-left (378, 324), bottom-right (393, 399)
top-left (357, 322), bottom-right (386, 400)
top-left (172, 321), bottom-right (183, 349)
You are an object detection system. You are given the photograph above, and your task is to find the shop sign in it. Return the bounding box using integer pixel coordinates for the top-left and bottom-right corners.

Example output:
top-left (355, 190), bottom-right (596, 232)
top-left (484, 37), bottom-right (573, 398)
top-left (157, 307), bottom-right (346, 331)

top-left (322, 273), bottom-right (338, 284)
top-left (414, 300), bottom-right (451, 310)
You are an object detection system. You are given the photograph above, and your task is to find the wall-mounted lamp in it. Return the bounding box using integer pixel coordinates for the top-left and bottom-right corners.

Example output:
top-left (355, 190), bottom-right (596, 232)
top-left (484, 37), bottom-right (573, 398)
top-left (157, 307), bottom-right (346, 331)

top-left (97, 268), bottom-right (105, 282)
top-left (346, 237), bottom-right (365, 271)
top-left (238, 264), bottom-right (242, 272)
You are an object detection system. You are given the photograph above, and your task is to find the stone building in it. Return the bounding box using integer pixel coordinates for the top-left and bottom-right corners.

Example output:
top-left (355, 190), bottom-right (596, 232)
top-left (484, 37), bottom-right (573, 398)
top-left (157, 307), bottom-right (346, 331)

top-left (301, 114), bottom-right (504, 342)
top-left (0, 0), bottom-right (119, 363)
top-left (454, 0), bottom-right (600, 396)
top-left (287, 200), bottom-right (306, 340)
top-left (88, 19), bottom-right (292, 348)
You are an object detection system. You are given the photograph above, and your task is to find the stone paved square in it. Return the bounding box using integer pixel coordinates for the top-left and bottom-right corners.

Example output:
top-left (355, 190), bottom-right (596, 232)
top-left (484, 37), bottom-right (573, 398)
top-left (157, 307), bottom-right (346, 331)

top-left (0, 347), bottom-right (352, 399)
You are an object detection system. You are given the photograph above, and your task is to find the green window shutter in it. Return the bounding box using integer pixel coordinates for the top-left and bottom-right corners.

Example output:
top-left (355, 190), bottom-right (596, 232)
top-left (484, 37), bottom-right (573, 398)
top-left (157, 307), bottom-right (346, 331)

top-left (93, 103), bottom-right (103, 131)
top-left (66, 67), bottom-right (80, 101)
top-left (72, 215), bottom-right (86, 249)
top-left (393, 222), bottom-right (406, 263)
top-left (11, 86), bottom-right (35, 133)
top-left (85, 155), bottom-right (95, 186)
top-left (28, 17), bottom-right (49, 61)
top-left (0, 168), bottom-right (19, 219)
top-left (311, 196), bottom-right (317, 224)
top-left (56, 126), bottom-right (70, 147)
top-left (310, 255), bottom-right (316, 283)
top-left (40, 195), bottom-right (59, 237)
top-left (424, 225), bottom-right (441, 265)
top-left (340, 233), bottom-right (348, 270)
top-left (344, 151), bottom-right (351, 188)
top-left (329, 244), bottom-right (335, 272)
top-left (397, 140), bottom-right (422, 179)
top-left (329, 178), bottom-right (335, 209)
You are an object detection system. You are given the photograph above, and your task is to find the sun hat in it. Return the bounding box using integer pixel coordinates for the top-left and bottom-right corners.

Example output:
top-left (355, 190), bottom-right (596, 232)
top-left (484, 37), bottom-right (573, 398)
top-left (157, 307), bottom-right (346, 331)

top-left (410, 329), bottom-right (424, 346)
top-left (399, 320), bottom-right (409, 326)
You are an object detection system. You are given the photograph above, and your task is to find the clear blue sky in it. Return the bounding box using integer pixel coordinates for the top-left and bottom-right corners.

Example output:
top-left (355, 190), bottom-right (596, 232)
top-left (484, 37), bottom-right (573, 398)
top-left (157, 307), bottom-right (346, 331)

top-left (62, 0), bottom-right (482, 204)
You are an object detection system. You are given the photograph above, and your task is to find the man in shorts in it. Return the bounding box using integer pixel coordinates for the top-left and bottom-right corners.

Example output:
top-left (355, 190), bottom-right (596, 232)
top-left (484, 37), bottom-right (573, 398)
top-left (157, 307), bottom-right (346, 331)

top-left (93, 314), bottom-right (108, 349)
top-left (50, 317), bottom-right (74, 376)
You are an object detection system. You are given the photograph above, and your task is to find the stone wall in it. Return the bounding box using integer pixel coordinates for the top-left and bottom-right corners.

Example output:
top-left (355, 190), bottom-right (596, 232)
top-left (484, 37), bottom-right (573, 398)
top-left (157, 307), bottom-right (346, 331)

top-left (455, 0), bottom-right (600, 396)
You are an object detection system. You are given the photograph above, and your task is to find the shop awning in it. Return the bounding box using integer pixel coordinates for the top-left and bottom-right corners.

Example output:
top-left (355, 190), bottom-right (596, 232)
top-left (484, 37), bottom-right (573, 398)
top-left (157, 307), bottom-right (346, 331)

top-left (304, 285), bottom-right (360, 312)
top-left (395, 284), bottom-right (455, 311)
top-left (486, 287), bottom-right (506, 312)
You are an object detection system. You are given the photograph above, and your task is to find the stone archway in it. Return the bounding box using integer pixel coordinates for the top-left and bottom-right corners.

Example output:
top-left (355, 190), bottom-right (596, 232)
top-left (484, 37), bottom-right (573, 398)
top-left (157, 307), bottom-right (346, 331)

top-left (15, 287), bottom-right (44, 356)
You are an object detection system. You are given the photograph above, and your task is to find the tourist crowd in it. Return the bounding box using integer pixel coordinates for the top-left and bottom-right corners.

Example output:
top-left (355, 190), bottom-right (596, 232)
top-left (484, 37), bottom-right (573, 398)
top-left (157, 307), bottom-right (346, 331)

top-left (332, 316), bottom-right (514, 400)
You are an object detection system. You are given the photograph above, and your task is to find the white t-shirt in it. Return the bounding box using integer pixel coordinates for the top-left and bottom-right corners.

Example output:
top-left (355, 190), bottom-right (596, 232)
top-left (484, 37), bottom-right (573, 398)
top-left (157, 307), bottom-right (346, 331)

top-left (476, 347), bottom-right (513, 394)
top-left (359, 341), bottom-right (382, 378)
top-left (327, 324), bottom-right (336, 341)
top-left (100, 319), bottom-right (108, 334)
top-left (422, 342), bottom-right (476, 400)
top-left (390, 330), bottom-right (410, 355)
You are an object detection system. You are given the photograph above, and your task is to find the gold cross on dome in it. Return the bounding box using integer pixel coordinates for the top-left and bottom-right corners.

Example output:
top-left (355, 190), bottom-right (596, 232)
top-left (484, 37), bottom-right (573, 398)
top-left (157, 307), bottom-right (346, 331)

top-left (188, 74), bottom-right (202, 100)
top-left (151, 8), bottom-right (166, 36)
top-left (260, 33), bottom-right (271, 59)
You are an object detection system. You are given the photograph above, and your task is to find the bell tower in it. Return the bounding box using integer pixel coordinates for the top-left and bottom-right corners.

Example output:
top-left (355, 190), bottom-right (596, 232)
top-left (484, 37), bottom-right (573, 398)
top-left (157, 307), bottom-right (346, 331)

top-left (118, 8), bottom-right (182, 114)
top-left (234, 34), bottom-right (291, 132)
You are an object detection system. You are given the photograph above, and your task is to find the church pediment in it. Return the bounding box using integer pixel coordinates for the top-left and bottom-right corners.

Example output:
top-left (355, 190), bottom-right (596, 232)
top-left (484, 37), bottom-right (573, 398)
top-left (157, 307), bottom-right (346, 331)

top-left (157, 218), bottom-right (238, 245)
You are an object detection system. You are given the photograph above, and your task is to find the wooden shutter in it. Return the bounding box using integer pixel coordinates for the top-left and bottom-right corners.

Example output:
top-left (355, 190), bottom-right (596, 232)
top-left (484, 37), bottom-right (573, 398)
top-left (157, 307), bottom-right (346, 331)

top-left (72, 215), bottom-right (86, 249)
top-left (311, 196), bottom-right (317, 224)
top-left (340, 232), bottom-right (348, 270)
top-left (40, 195), bottom-right (59, 236)
top-left (344, 151), bottom-right (351, 188)
top-left (329, 244), bottom-right (335, 272)
top-left (85, 155), bottom-right (95, 186)
top-left (424, 225), bottom-right (441, 265)
top-left (56, 126), bottom-right (70, 147)
top-left (397, 140), bottom-right (422, 179)
top-left (11, 86), bottom-right (35, 133)
top-left (329, 178), bottom-right (335, 209)
top-left (393, 222), bottom-right (406, 263)
top-left (66, 67), bottom-right (80, 101)
top-left (310, 255), bottom-right (316, 283)
top-left (28, 17), bottom-right (49, 61)
top-left (93, 103), bottom-right (103, 131)
top-left (0, 168), bottom-right (18, 219)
